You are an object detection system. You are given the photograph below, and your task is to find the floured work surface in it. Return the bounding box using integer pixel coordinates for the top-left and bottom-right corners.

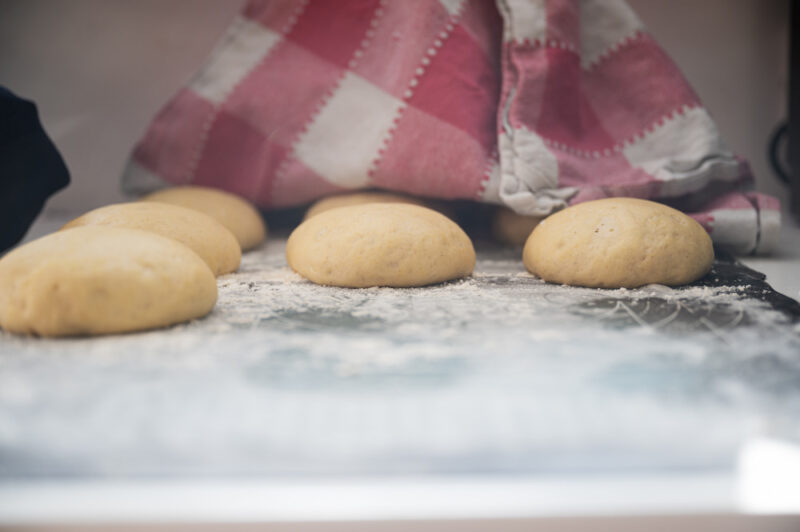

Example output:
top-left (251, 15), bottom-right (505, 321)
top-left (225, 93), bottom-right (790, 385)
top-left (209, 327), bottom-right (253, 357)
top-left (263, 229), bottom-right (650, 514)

top-left (1, 239), bottom-right (799, 478)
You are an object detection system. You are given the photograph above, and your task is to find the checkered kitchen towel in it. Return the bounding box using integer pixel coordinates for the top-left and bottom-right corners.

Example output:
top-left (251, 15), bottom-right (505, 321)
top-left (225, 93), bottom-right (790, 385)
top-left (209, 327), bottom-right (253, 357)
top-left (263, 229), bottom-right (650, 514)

top-left (123, 0), bottom-right (780, 254)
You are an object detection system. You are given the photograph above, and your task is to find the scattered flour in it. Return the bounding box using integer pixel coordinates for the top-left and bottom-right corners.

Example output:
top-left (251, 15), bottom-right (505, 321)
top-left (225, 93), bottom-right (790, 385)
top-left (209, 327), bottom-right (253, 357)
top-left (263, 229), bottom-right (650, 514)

top-left (0, 237), bottom-right (798, 479)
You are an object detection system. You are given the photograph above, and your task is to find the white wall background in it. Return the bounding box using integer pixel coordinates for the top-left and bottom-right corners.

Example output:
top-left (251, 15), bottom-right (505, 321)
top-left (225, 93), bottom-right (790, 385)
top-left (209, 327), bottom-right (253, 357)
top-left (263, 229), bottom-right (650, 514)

top-left (0, 0), bottom-right (791, 213)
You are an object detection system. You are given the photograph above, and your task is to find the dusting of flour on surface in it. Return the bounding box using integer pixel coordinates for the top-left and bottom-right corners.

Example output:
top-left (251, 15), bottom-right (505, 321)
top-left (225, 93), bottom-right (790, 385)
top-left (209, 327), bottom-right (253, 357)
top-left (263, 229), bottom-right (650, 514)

top-left (0, 237), bottom-right (798, 479)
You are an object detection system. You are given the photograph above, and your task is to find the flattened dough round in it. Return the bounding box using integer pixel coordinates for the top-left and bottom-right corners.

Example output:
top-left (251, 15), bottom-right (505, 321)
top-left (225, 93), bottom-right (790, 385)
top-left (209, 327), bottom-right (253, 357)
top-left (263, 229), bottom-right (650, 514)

top-left (287, 203), bottom-right (475, 287)
top-left (63, 202), bottom-right (240, 276)
top-left (523, 198), bottom-right (714, 288)
top-left (492, 207), bottom-right (544, 246)
top-left (0, 226), bottom-right (217, 337)
top-left (304, 192), bottom-right (427, 220)
top-left (141, 186), bottom-right (267, 250)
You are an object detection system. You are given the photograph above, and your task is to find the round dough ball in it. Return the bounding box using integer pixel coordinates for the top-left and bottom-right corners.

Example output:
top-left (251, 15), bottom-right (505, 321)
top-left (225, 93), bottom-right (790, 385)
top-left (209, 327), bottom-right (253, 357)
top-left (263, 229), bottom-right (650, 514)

top-left (287, 203), bottom-right (475, 288)
top-left (141, 186), bottom-right (267, 250)
top-left (0, 226), bottom-right (217, 337)
top-left (523, 198), bottom-right (714, 288)
top-left (304, 192), bottom-right (426, 220)
top-left (492, 208), bottom-right (544, 246)
top-left (62, 202), bottom-right (241, 276)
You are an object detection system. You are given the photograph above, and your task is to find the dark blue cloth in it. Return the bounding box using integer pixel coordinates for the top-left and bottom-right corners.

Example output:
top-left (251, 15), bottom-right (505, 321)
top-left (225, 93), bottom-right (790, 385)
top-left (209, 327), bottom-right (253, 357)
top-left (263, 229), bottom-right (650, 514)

top-left (0, 86), bottom-right (69, 253)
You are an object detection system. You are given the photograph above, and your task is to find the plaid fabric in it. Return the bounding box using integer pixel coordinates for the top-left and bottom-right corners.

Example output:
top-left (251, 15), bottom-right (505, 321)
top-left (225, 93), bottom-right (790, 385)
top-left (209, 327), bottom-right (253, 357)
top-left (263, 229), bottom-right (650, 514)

top-left (123, 0), bottom-right (780, 254)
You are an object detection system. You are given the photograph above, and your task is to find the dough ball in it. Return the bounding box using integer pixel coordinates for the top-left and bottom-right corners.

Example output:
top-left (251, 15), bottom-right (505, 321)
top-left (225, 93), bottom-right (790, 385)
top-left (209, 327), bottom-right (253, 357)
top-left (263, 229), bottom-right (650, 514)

top-left (304, 192), bottom-right (426, 220)
top-left (63, 202), bottom-right (240, 276)
top-left (141, 186), bottom-right (267, 251)
top-left (0, 226), bottom-right (217, 337)
top-left (287, 203), bottom-right (475, 288)
top-left (492, 208), bottom-right (544, 246)
top-left (523, 198), bottom-right (714, 288)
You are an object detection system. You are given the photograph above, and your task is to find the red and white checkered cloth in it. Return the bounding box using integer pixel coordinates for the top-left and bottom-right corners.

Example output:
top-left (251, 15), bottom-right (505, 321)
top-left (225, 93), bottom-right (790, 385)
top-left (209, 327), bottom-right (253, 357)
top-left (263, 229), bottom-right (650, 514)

top-left (123, 0), bottom-right (780, 254)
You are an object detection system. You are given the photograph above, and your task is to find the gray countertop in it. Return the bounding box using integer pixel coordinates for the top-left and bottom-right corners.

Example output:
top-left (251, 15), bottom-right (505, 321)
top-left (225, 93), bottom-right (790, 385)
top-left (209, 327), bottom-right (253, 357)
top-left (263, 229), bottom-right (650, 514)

top-left (1, 214), bottom-right (800, 528)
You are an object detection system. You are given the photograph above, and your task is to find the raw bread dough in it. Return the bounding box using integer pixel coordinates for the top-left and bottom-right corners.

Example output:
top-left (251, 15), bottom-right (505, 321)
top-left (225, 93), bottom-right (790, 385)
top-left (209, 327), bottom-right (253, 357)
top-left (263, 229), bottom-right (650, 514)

top-left (141, 186), bottom-right (267, 250)
top-left (304, 192), bottom-right (427, 220)
top-left (0, 226), bottom-right (217, 337)
top-left (63, 202), bottom-right (240, 276)
top-left (492, 207), bottom-right (544, 246)
top-left (287, 203), bottom-right (475, 287)
top-left (523, 198), bottom-right (714, 288)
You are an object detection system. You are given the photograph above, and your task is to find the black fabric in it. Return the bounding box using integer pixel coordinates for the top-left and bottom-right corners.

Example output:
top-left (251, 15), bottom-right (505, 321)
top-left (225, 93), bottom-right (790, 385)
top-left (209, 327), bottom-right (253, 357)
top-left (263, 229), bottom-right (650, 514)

top-left (0, 87), bottom-right (70, 253)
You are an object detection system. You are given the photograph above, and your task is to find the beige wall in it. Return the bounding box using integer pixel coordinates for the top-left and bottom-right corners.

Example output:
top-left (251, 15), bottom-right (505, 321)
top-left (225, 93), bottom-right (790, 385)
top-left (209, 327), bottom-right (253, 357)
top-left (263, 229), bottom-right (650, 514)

top-left (0, 0), bottom-right (243, 212)
top-left (0, 0), bottom-right (791, 212)
top-left (630, 0), bottom-right (790, 204)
